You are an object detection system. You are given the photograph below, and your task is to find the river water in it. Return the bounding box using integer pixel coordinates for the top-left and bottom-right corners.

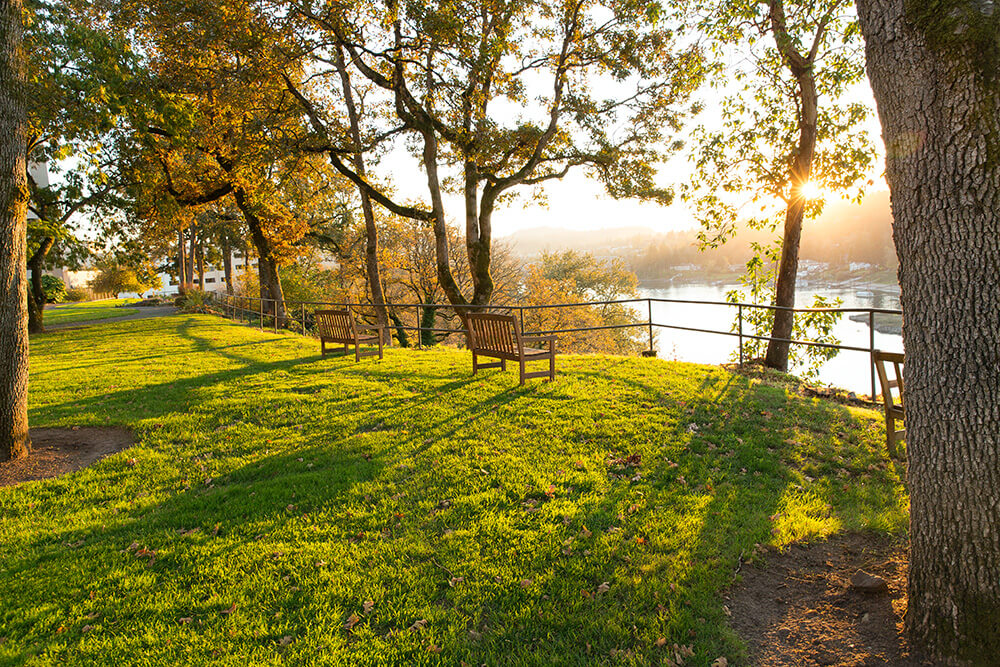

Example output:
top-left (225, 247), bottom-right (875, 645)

top-left (636, 283), bottom-right (903, 395)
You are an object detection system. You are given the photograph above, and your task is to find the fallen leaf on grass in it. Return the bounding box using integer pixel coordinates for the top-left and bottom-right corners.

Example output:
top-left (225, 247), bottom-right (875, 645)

top-left (655, 637), bottom-right (667, 647)
top-left (363, 600), bottom-right (375, 614)
top-left (408, 619), bottom-right (428, 633)
top-left (220, 603), bottom-right (236, 616)
top-left (596, 582), bottom-right (610, 594)
top-left (468, 630), bottom-right (482, 641)
top-left (712, 658), bottom-right (729, 667)
top-left (179, 617), bottom-right (193, 625)
top-left (343, 613), bottom-right (361, 631)
top-left (520, 579), bottom-right (533, 588)
top-left (448, 576), bottom-right (464, 587)
top-left (81, 625), bottom-right (93, 633)
top-left (279, 635), bottom-right (293, 646)
top-left (426, 644), bottom-right (442, 653)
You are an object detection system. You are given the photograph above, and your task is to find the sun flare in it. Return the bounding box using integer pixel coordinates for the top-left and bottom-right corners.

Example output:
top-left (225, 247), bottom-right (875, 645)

top-left (800, 180), bottom-right (824, 200)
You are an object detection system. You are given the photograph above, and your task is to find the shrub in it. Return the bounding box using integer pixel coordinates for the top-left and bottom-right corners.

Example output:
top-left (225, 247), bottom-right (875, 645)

top-left (40, 275), bottom-right (67, 303)
top-left (64, 287), bottom-right (89, 302)
top-left (179, 289), bottom-right (217, 314)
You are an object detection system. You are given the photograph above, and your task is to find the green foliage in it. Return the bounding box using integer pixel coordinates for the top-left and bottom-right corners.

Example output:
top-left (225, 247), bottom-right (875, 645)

top-left (64, 287), bottom-right (89, 302)
top-left (522, 250), bottom-right (649, 354)
top-left (4, 315), bottom-right (908, 663)
top-left (89, 265), bottom-right (153, 298)
top-left (727, 242), bottom-right (842, 380)
top-left (40, 274), bottom-right (67, 303)
top-left (179, 289), bottom-right (216, 314)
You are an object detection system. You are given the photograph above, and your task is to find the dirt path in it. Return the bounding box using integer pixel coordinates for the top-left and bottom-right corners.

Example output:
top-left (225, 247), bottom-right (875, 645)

top-left (0, 427), bottom-right (135, 487)
top-left (727, 533), bottom-right (930, 666)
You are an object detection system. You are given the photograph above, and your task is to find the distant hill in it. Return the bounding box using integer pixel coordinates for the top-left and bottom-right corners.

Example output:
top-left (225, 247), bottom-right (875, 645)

top-left (504, 226), bottom-right (659, 258)
top-left (502, 190), bottom-right (896, 278)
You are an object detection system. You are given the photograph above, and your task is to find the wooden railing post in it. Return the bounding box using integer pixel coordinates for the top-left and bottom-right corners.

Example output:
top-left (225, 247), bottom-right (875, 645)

top-left (869, 310), bottom-right (876, 402)
top-left (738, 304), bottom-right (744, 366)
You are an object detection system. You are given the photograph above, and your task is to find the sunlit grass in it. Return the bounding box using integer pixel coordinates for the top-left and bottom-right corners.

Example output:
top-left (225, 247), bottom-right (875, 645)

top-left (0, 315), bottom-right (907, 665)
top-left (44, 298), bottom-right (140, 326)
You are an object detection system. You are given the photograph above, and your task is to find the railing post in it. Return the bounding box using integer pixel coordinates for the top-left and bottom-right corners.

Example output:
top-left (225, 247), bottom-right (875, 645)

top-left (274, 300), bottom-right (278, 333)
top-left (519, 306), bottom-right (525, 335)
top-left (416, 305), bottom-right (422, 349)
top-left (738, 304), bottom-right (744, 367)
top-left (869, 310), bottom-right (876, 402)
top-left (301, 303), bottom-right (305, 336)
top-left (647, 298), bottom-right (654, 355)
top-left (259, 297), bottom-right (263, 331)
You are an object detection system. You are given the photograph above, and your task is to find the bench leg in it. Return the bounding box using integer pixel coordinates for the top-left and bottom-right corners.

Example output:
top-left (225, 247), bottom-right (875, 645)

top-left (378, 335), bottom-right (383, 360)
top-left (321, 340), bottom-right (326, 356)
top-left (472, 352), bottom-right (478, 375)
top-left (548, 352), bottom-right (555, 381)
top-left (519, 358), bottom-right (526, 386)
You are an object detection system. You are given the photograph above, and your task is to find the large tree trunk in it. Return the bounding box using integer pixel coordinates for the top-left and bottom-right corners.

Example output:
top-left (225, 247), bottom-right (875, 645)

top-left (234, 189), bottom-right (286, 326)
top-left (335, 47), bottom-right (391, 344)
top-left (0, 0), bottom-right (30, 462)
top-left (186, 226), bottom-right (196, 287)
top-left (196, 235), bottom-right (205, 291)
top-left (857, 0), bottom-right (1000, 660)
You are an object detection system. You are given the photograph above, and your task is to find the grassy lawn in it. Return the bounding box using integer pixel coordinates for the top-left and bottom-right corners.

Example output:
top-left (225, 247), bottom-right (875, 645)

top-left (0, 315), bottom-right (908, 665)
top-left (44, 299), bottom-right (141, 326)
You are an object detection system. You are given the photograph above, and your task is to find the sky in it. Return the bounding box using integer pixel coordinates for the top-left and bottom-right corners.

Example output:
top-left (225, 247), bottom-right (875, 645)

top-left (379, 94), bottom-right (888, 240)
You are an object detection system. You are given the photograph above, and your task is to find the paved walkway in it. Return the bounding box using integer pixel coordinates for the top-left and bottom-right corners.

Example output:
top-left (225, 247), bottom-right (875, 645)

top-left (45, 306), bottom-right (178, 331)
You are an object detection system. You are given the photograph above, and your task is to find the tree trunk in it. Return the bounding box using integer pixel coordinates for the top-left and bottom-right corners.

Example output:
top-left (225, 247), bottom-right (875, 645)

top-left (186, 226), bottom-right (196, 287)
top-left (26, 235), bottom-right (53, 333)
top-left (335, 46), bottom-right (391, 344)
top-left (234, 189), bottom-right (286, 326)
top-left (0, 0), bottom-right (30, 462)
top-left (857, 0), bottom-right (1000, 661)
top-left (196, 235), bottom-right (205, 291)
top-left (177, 228), bottom-right (186, 294)
top-left (763, 5), bottom-right (819, 372)
top-left (222, 234), bottom-right (233, 294)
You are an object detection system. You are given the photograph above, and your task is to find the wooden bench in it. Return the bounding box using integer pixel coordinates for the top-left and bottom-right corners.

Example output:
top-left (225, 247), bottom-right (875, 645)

top-left (465, 312), bottom-right (556, 386)
top-left (873, 350), bottom-right (904, 456)
top-left (315, 309), bottom-right (383, 362)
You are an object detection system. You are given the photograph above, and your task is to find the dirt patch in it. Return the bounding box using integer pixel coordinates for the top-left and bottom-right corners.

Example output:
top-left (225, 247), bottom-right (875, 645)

top-left (0, 427), bottom-right (135, 487)
top-left (727, 533), bottom-right (932, 666)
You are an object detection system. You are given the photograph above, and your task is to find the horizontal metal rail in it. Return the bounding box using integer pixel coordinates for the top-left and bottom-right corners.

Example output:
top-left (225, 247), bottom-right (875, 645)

top-left (214, 292), bottom-right (903, 401)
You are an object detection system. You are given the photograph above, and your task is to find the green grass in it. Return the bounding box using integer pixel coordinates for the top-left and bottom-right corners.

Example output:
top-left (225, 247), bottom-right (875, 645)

top-left (45, 299), bottom-right (140, 326)
top-left (0, 315), bottom-right (908, 665)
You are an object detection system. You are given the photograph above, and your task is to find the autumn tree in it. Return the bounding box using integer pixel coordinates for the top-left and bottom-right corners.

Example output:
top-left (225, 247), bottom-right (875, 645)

top-left (287, 0), bottom-right (704, 310)
top-left (0, 0), bottom-right (30, 462)
top-left (686, 0), bottom-right (876, 371)
top-left (856, 0), bottom-right (1000, 660)
top-left (522, 250), bottom-right (647, 354)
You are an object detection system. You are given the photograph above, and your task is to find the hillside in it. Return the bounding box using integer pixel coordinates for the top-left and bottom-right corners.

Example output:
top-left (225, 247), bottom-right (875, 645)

top-left (1, 315), bottom-right (906, 664)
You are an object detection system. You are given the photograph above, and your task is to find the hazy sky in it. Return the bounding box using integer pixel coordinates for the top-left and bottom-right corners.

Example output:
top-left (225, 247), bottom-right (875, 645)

top-left (380, 78), bottom-right (888, 239)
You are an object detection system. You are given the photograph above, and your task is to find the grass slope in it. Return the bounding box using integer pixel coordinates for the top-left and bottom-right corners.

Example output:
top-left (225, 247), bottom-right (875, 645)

top-left (0, 315), bottom-right (908, 665)
top-left (45, 299), bottom-right (140, 326)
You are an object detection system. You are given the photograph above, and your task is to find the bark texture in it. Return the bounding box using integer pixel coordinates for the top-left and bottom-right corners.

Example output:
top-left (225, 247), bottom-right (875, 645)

top-left (335, 47), bottom-right (391, 342)
top-left (26, 235), bottom-right (53, 333)
top-left (763, 0), bottom-right (819, 371)
top-left (0, 0), bottom-right (30, 462)
top-left (857, 0), bottom-right (1000, 660)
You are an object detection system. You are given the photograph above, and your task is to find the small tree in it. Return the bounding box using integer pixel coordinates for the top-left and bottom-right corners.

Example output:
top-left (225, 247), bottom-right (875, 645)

top-left (89, 265), bottom-right (153, 298)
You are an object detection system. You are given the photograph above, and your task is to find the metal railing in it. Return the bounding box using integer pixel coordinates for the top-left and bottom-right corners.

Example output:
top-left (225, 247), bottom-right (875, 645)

top-left (213, 293), bottom-right (902, 402)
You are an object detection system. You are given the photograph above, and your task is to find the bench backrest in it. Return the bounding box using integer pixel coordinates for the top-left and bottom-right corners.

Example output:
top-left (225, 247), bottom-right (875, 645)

top-left (466, 313), bottom-right (522, 355)
top-left (873, 349), bottom-right (904, 409)
top-left (315, 309), bottom-right (356, 340)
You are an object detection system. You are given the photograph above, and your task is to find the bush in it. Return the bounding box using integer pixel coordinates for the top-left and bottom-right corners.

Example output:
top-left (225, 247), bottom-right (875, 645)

top-left (40, 275), bottom-right (67, 303)
top-left (179, 289), bottom-right (218, 314)
top-left (64, 287), bottom-right (89, 302)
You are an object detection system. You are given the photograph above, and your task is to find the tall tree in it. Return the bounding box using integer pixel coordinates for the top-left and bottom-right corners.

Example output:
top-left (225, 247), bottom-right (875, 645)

top-left (0, 0), bottom-right (30, 462)
top-left (856, 0), bottom-right (1000, 660)
top-left (289, 0), bottom-right (704, 309)
top-left (686, 0), bottom-right (876, 371)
